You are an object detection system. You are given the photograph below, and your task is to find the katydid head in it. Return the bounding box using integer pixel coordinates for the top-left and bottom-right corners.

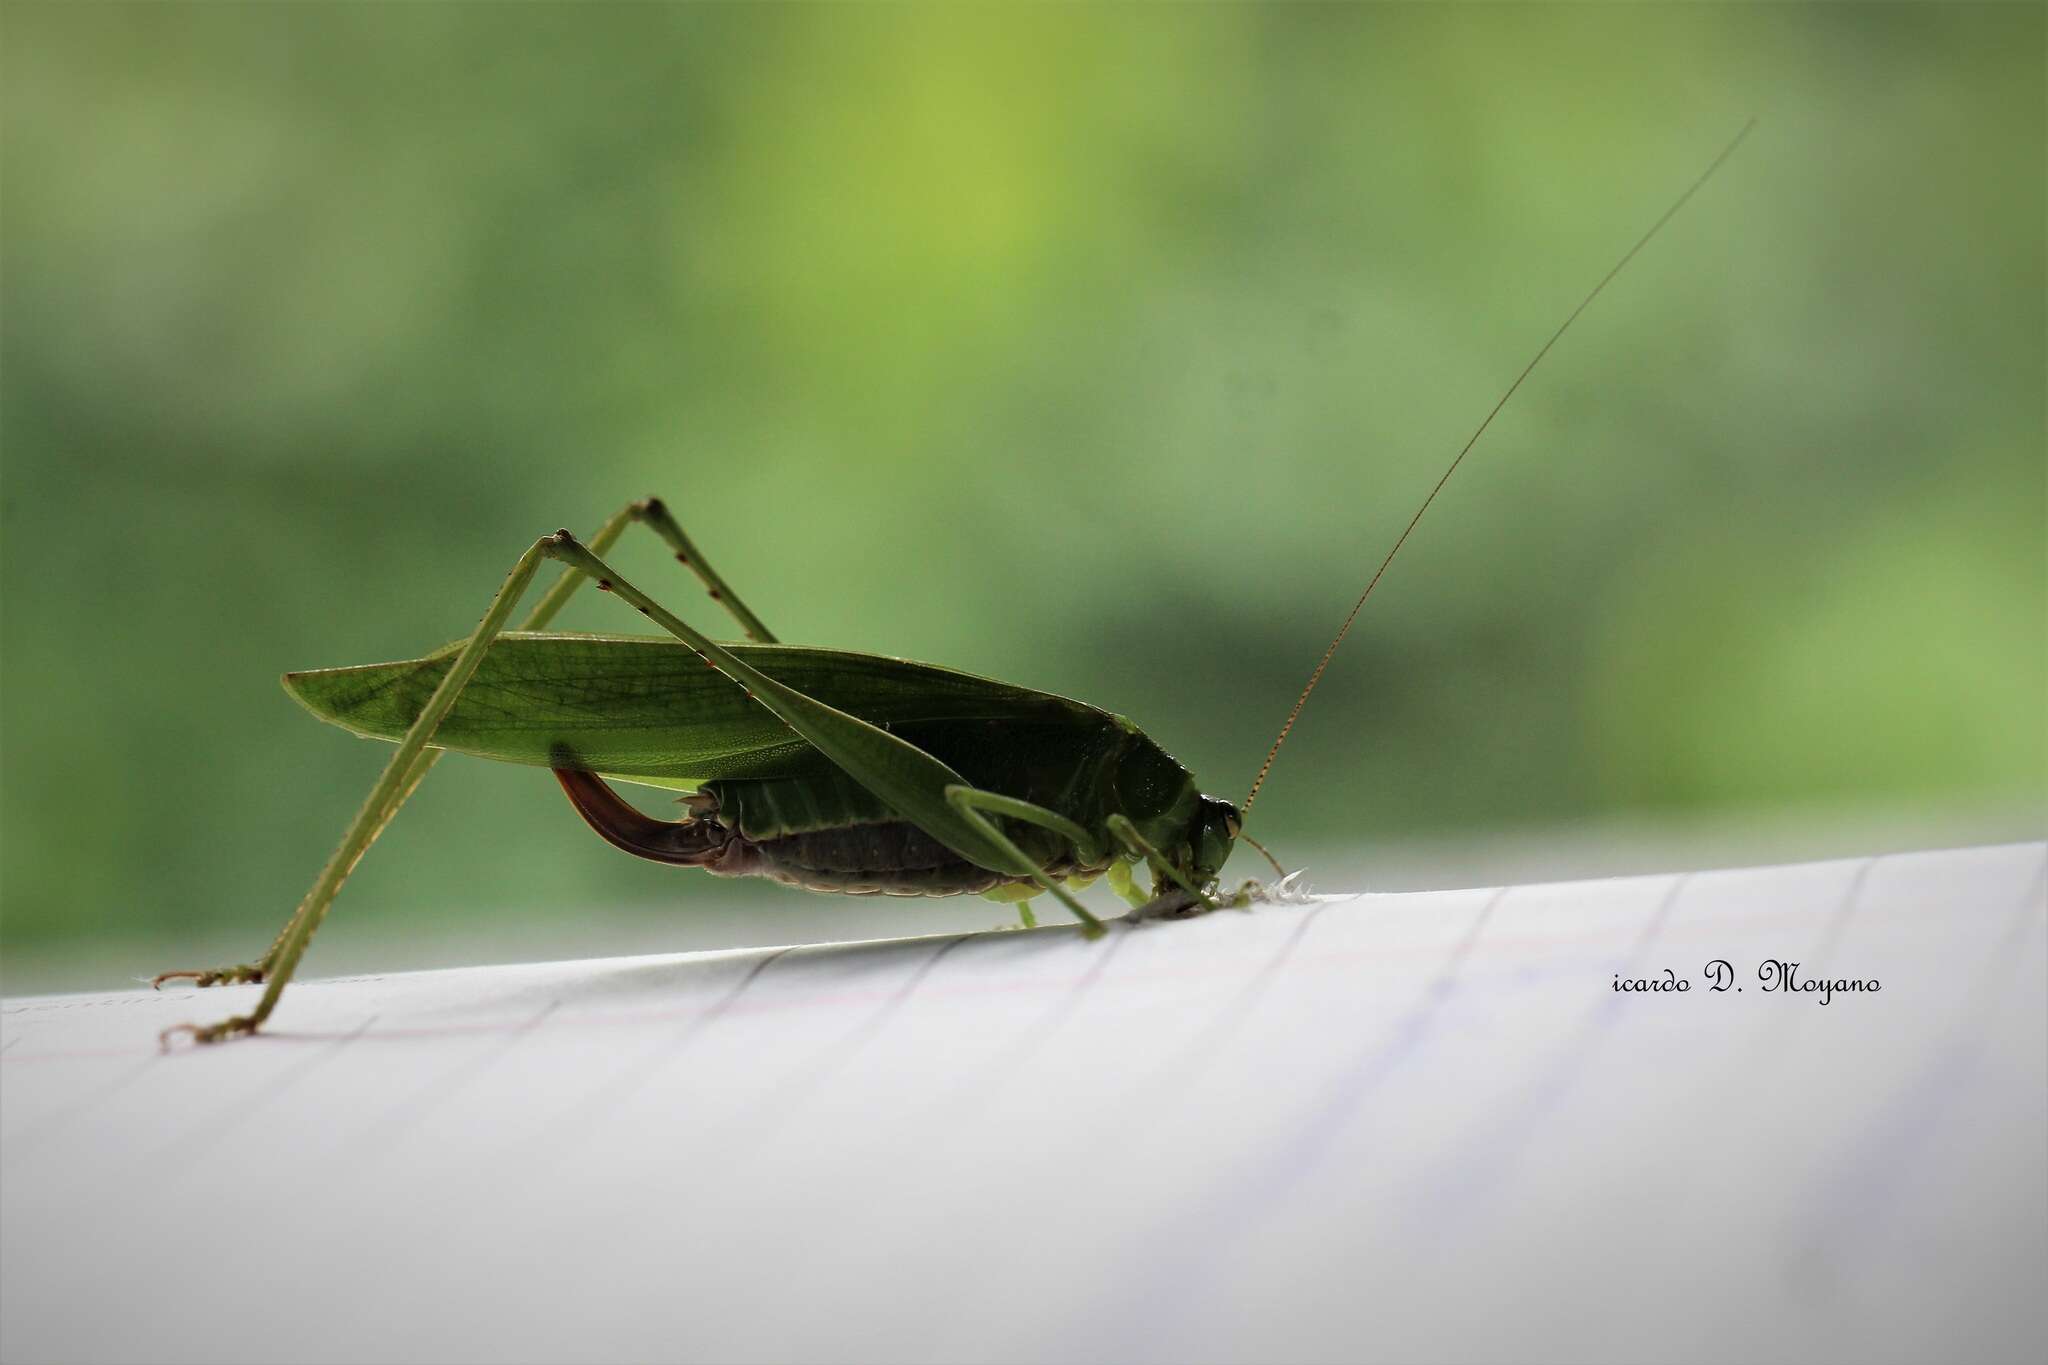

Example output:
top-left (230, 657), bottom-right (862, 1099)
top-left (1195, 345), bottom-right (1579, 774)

top-left (1191, 796), bottom-right (1242, 882)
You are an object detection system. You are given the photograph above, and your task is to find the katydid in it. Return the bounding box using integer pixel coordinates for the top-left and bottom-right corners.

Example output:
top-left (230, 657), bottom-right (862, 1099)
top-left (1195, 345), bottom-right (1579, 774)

top-left (156, 125), bottom-right (1752, 1046)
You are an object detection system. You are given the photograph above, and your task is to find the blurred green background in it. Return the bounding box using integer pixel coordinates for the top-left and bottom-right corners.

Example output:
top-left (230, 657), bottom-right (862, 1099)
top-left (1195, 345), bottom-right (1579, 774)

top-left (3, 3), bottom-right (2041, 989)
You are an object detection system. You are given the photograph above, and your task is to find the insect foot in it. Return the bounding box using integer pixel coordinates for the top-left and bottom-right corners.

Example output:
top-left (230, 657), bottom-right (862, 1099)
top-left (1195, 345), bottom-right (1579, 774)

top-left (150, 962), bottom-right (266, 990)
top-left (1218, 875), bottom-right (1310, 910)
top-left (158, 1014), bottom-right (260, 1051)
top-left (1121, 889), bottom-right (1208, 925)
top-left (1220, 881), bottom-right (1263, 910)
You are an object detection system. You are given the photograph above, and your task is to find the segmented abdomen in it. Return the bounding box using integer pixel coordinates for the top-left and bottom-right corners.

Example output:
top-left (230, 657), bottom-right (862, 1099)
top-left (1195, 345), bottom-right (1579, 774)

top-left (743, 820), bottom-right (1083, 896)
top-left (696, 716), bottom-right (1166, 897)
top-left (707, 770), bottom-right (1094, 896)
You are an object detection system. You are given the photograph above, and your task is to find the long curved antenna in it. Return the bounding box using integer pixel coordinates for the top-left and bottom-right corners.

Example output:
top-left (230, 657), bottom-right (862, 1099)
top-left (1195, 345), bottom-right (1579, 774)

top-left (1241, 120), bottom-right (1755, 818)
top-left (1240, 831), bottom-right (1287, 878)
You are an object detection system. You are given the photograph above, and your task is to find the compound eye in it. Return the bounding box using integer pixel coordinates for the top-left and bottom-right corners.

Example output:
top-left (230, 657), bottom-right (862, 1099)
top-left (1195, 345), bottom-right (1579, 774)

top-left (1223, 810), bottom-right (1242, 839)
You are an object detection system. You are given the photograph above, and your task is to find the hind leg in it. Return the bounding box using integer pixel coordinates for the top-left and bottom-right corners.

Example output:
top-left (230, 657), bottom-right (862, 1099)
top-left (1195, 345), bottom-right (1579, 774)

top-left (154, 499), bottom-right (769, 1039)
top-left (154, 498), bottom-right (776, 992)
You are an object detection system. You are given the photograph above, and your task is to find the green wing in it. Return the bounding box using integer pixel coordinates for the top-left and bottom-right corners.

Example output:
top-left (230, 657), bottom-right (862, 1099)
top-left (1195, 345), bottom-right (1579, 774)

top-left (283, 632), bottom-right (1109, 792)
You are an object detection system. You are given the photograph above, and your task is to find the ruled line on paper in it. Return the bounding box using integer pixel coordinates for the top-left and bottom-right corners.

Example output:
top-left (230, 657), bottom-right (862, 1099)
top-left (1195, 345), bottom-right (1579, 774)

top-left (1789, 851), bottom-right (2048, 1283)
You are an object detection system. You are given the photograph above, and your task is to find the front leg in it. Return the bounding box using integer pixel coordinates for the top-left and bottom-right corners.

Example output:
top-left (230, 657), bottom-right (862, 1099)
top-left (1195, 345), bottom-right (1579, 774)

top-left (1105, 814), bottom-right (1217, 912)
top-left (1122, 887), bottom-right (1206, 924)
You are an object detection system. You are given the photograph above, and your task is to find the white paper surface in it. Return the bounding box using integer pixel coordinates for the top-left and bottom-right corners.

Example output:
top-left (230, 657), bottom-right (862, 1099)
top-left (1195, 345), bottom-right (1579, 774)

top-left (3, 843), bottom-right (2043, 1365)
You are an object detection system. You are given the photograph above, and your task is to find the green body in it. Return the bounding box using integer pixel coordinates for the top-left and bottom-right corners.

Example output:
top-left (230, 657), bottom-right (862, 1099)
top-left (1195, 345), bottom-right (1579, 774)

top-left (284, 632), bottom-right (1231, 899)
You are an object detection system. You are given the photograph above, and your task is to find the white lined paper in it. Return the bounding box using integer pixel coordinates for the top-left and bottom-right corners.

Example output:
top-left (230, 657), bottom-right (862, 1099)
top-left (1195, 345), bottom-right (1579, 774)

top-left (4, 843), bottom-right (2042, 1365)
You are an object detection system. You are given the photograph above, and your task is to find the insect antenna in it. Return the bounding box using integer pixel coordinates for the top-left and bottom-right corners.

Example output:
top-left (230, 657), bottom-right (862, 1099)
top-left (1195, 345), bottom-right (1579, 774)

top-left (1240, 120), bottom-right (1756, 820)
top-left (1240, 832), bottom-right (1288, 878)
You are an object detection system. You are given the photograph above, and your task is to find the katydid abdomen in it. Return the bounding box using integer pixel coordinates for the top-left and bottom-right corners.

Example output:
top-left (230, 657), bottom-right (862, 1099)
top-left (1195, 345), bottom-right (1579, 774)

top-left (556, 766), bottom-right (1102, 897)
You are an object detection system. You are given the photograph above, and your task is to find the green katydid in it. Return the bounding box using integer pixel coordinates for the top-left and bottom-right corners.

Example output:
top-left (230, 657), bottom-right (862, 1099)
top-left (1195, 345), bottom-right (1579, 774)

top-left (156, 125), bottom-right (1752, 1046)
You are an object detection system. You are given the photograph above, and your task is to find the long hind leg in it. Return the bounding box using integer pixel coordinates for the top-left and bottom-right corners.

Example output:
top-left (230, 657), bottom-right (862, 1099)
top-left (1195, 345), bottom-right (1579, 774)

top-left (153, 500), bottom-right (767, 1017)
top-left (627, 497), bottom-right (776, 644)
top-left (165, 522), bottom-right (1063, 1043)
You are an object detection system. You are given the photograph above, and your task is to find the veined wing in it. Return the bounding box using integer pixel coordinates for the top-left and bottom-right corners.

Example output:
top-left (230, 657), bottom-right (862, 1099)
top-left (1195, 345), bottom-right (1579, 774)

top-left (282, 632), bottom-right (1112, 792)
